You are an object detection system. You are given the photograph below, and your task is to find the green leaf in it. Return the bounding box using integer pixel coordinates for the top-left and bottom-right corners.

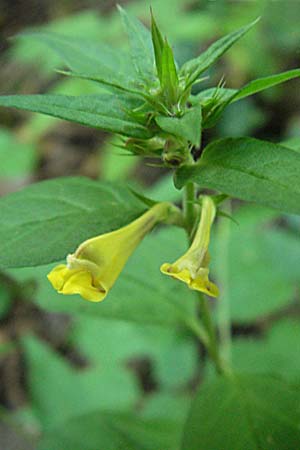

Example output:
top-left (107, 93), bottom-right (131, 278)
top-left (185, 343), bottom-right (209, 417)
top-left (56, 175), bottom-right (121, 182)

top-left (57, 70), bottom-right (143, 97)
top-left (182, 373), bottom-right (300, 450)
top-left (38, 410), bottom-right (180, 450)
top-left (8, 228), bottom-right (199, 329)
top-left (232, 68), bottom-right (300, 101)
top-left (156, 104), bottom-right (202, 147)
top-left (0, 127), bottom-right (36, 177)
top-left (0, 177), bottom-right (146, 268)
top-left (282, 136), bottom-right (300, 154)
top-left (161, 40), bottom-right (179, 105)
top-left (23, 336), bottom-right (138, 428)
top-left (0, 94), bottom-right (152, 139)
top-left (193, 69), bottom-right (300, 127)
top-left (151, 10), bottom-right (164, 82)
top-left (211, 205), bottom-right (300, 321)
top-left (231, 319), bottom-right (300, 379)
top-left (17, 31), bottom-right (137, 91)
top-left (71, 317), bottom-right (197, 390)
top-left (11, 11), bottom-right (110, 75)
top-left (118, 6), bottom-right (154, 82)
top-left (196, 69), bottom-right (300, 106)
top-left (175, 137), bottom-right (300, 215)
top-left (180, 18), bottom-right (259, 86)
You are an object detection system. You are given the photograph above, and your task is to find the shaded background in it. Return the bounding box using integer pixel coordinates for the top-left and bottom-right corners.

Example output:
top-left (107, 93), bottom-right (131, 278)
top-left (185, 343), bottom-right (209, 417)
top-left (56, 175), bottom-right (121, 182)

top-left (0, 1), bottom-right (300, 449)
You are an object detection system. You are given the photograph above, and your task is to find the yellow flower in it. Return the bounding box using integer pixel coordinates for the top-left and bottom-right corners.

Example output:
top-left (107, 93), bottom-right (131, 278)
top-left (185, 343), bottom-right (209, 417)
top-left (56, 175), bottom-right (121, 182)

top-left (160, 196), bottom-right (219, 298)
top-left (48, 202), bottom-right (172, 302)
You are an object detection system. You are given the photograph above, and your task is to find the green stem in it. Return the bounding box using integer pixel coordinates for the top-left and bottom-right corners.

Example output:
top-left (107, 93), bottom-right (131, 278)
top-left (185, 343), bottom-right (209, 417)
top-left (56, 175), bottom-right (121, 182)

top-left (182, 184), bottom-right (230, 376)
top-left (198, 294), bottom-right (229, 375)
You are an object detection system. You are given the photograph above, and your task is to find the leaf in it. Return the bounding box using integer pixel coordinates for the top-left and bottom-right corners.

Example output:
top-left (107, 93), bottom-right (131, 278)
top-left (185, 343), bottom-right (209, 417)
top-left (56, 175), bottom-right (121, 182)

top-left (182, 373), bottom-right (300, 450)
top-left (0, 177), bottom-right (147, 268)
top-left (196, 69), bottom-right (300, 106)
top-left (282, 136), bottom-right (300, 154)
top-left (0, 94), bottom-right (152, 139)
top-left (231, 319), bottom-right (300, 379)
top-left (118, 6), bottom-right (154, 82)
top-left (161, 40), bottom-right (179, 105)
top-left (210, 205), bottom-right (300, 321)
top-left (175, 137), bottom-right (300, 215)
top-left (17, 31), bottom-right (137, 91)
top-left (11, 11), bottom-right (110, 75)
top-left (8, 228), bottom-right (199, 329)
top-left (156, 104), bottom-right (202, 147)
top-left (38, 410), bottom-right (180, 450)
top-left (58, 70), bottom-right (143, 97)
top-left (193, 69), bottom-right (300, 127)
top-left (232, 68), bottom-right (300, 102)
top-left (71, 317), bottom-right (198, 390)
top-left (180, 19), bottom-right (259, 86)
top-left (23, 336), bottom-right (138, 428)
top-left (151, 10), bottom-right (164, 82)
top-left (0, 127), bottom-right (36, 177)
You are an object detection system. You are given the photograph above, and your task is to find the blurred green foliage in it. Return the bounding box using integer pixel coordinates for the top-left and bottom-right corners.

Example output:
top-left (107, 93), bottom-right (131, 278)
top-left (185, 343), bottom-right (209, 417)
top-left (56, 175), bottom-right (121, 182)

top-left (0, 1), bottom-right (299, 449)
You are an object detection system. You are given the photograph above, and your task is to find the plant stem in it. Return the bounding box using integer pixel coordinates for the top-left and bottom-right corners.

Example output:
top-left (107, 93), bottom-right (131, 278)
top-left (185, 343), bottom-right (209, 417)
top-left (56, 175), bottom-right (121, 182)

top-left (182, 184), bottom-right (230, 376)
top-left (198, 294), bottom-right (229, 375)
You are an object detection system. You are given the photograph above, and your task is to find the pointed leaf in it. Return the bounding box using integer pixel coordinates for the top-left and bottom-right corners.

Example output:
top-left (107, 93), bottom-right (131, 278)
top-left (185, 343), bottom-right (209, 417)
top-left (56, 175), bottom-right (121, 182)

top-left (151, 10), bottom-right (164, 81)
top-left (156, 104), bottom-right (202, 147)
top-left (118, 6), bottom-right (154, 81)
top-left (193, 68), bottom-right (300, 128)
top-left (0, 94), bottom-right (152, 138)
top-left (175, 137), bottom-right (300, 215)
top-left (181, 19), bottom-right (259, 86)
top-left (17, 31), bottom-right (137, 90)
top-left (0, 177), bottom-right (147, 268)
top-left (161, 40), bottom-right (179, 105)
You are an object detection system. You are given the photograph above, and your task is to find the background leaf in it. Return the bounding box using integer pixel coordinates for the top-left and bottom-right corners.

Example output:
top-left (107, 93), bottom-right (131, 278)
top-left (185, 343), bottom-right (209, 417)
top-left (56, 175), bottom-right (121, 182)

top-left (0, 177), bottom-right (146, 268)
top-left (0, 128), bottom-right (36, 177)
top-left (17, 32), bottom-right (136, 90)
top-left (210, 205), bottom-right (300, 321)
top-left (38, 410), bottom-right (181, 450)
top-left (182, 373), bottom-right (300, 450)
top-left (23, 336), bottom-right (138, 428)
top-left (231, 319), bottom-right (300, 380)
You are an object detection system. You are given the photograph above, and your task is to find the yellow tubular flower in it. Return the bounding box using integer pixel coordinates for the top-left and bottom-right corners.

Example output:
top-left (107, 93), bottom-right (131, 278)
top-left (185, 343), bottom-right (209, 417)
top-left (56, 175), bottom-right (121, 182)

top-left (48, 202), bottom-right (172, 302)
top-left (160, 196), bottom-right (219, 298)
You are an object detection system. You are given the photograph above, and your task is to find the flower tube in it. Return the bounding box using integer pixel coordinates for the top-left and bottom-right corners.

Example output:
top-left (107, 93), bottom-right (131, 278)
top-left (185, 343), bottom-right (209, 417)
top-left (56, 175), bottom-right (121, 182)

top-left (48, 202), bottom-right (172, 302)
top-left (160, 196), bottom-right (219, 297)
